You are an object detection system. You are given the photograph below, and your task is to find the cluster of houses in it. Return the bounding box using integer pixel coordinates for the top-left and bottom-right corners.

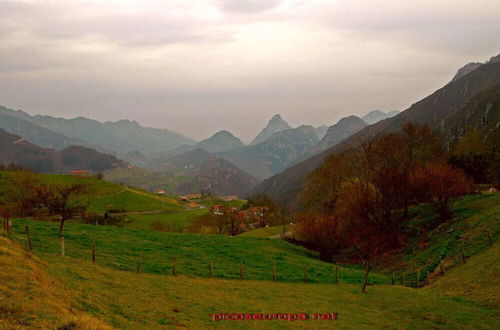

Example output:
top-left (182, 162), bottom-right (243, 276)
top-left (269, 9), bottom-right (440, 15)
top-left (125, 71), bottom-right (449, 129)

top-left (211, 204), bottom-right (269, 228)
top-left (71, 170), bottom-right (92, 177)
top-left (154, 190), bottom-right (246, 210)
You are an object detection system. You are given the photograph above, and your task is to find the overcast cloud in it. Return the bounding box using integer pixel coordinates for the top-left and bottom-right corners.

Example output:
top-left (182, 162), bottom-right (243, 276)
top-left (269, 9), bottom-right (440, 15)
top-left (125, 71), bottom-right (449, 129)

top-left (1, 0), bottom-right (499, 142)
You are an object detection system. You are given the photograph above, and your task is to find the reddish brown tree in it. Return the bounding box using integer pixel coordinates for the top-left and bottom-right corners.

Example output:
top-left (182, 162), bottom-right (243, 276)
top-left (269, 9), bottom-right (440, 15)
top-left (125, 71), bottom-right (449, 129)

top-left (295, 211), bottom-right (345, 261)
top-left (410, 163), bottom-right (471, 222)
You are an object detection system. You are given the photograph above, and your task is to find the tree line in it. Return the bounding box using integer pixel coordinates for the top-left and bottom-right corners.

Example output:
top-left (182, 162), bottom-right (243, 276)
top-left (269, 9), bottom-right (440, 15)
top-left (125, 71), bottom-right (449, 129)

top-left (296, 124), bottom-right (473, 290)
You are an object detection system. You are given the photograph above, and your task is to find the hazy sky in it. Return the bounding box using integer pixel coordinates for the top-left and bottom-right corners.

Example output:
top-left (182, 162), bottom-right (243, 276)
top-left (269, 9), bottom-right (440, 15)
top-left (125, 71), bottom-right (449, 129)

top-left (1, 0), bottom-right (499, 142)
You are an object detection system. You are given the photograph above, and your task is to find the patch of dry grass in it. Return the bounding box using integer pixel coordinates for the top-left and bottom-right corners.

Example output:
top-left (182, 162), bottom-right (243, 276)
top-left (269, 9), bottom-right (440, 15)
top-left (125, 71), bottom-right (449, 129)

top-left (0, 235), bottom-right (111, 329)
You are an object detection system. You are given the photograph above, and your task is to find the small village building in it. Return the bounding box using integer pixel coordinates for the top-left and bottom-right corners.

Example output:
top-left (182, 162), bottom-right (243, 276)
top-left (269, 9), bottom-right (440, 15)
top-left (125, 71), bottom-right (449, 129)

top-left (71, 170), bottom-right (91, 177)
top-left (186, 193), bottom-right (202, 199)
top-left (212, 205), bottom-right (224, 215)
top-left (220, 195), bottom-right (238, 202)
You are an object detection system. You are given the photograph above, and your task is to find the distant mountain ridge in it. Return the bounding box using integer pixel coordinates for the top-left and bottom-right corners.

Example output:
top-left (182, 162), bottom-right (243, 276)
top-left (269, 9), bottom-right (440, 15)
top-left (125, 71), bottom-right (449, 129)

top-left (308, 115), bottom-right (368, 156)
top-left (0, 129), bottom-right (125, 173)
top-left (361, 110), bottom-right (400, 125)
top-left (219, 124), bottom-right (320, 181)
top-left (0, 111), bottom-right (93, 151)
top-left (250, 53), bottom-right (500, 212)
top-left (0, 106), bottom-right (194, 155)
top-left (197, 130), bottom-right (244, 153)
top-left (152, 130), bottom-right (244, 161)
top-left (152, 148), bottom-right (259, 196)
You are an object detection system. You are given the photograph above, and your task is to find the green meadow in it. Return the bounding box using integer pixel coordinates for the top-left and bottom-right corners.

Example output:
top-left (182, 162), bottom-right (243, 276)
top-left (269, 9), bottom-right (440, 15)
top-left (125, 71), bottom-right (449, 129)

top-left (9, 218), bottom-right (387, 284)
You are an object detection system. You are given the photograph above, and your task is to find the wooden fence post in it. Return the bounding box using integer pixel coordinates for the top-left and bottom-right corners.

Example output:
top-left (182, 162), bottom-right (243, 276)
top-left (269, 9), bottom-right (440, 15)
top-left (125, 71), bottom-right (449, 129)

top-left (416, 270), bottom-right (420, 288)
top-left (7, 220), bottom-right (12, 235)
top-left (487, 230), bottom-right (492, 247)
top-left (92, 239), bottom-right (96, 264)
top-left (460, 243), bottom-right (466, 263)
top-left (400, 273), bottom-right (404, 285)
top-left (172, 257), bottom-right (177, 276)
top-left (136, 255), bottom-right (142, 273)
top-left (335, 263), bottom-right (339, 284)
top-left (425, 271), bottom-right (430, 285)
top-left (209, 260), bottom-right (213, 278)
top-left (303, 265), bottom-right (308, 284)
top-left (60, 237), bottom-right (65, 257)
top-left (391, 269), bottom-right (395, 285)
top-left (25, 225), bottom-right (33, 251)
top-left (240, 262), bottom-right (244, 280)
top-left (272, 262), bottom-right (276, 282)
top-left (439, 261), bottom-right (444, 276)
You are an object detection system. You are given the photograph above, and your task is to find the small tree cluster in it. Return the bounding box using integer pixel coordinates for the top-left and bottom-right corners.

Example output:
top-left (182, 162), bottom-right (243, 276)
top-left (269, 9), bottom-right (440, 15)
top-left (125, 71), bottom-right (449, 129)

top-left (10, 170), bottom-right (89, 237)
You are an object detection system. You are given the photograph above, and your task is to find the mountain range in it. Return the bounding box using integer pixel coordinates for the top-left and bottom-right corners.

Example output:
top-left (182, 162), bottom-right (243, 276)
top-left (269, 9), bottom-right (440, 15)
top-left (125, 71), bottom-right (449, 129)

top-left (249, 53), bottom-right (500, 212)
top-left (2, 54), bottom-right (497, 200)
top-left (105, 148), bottom-right (259, 197)
top-left (0, 129), bottom-right (124, 173)
top-left (0, 106), bottom-right (194, 155)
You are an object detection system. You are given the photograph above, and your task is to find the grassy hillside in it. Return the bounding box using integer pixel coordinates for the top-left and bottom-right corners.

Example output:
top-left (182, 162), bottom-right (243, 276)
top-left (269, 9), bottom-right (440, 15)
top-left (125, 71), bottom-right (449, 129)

top-left (394, 193), bottom-right (499, 284)
top-left (9, 219), bottom-right (386, 284)
top-left (0, 170), bottom-right (183, 214)
top-left (239, 225), bottom-right (291, 238)
top-left (1, 234), bottom-right (498, 329)
top-left (431, 243), bottom-right (500, 308)
top-left (124, 209), bottom-right (208, 231)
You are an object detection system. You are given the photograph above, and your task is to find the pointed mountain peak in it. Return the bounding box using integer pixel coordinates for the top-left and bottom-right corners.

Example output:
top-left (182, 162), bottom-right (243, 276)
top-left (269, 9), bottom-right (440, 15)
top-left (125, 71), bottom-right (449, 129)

top-left (250, 114), bottom-right (292, 145)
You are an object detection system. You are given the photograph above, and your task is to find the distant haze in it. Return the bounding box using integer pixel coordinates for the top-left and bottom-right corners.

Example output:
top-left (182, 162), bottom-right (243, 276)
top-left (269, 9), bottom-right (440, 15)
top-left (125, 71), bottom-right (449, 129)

top-left (1, 0), bottom-right (499, 142)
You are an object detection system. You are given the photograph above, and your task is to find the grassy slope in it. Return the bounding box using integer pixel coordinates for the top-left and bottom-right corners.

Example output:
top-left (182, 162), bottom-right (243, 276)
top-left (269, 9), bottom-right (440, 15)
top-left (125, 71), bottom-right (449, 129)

top-left (395, 193), bottom-right (499, 283)
top-left (239, 225), bottom-right (291, 238)
top-left (10, 219), bottom-right (386, 284)
top-left (124, 209), bottom-right (208, 231)
top-left (430, 243), bottom-right (500, 308)
top-left (0, 170), bottom-right (213, 230)
top-left (1, 235), bottom-right (498, 329)
top-left (0, 236), bottom-right (111, 329)
top-left (0, 170), bottom-right (182, 213)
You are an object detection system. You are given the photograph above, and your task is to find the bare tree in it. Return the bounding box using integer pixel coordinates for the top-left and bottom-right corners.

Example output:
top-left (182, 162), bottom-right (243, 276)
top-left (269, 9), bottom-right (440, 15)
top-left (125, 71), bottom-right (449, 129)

top-left (46, 183), bottom-right (88, 238)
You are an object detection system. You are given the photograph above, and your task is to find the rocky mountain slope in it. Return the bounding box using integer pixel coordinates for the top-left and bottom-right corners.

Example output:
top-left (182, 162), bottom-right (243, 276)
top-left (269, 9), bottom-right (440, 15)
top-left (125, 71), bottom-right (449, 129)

top-left (219, 125), bottom-right (320, 181)
top-left (308, 116), bottom-right (368, 155)
top-left (314, 125), bottom-right (329, 139)
top-left (361, 110), bottom-right (400, 125)
top-left (250, 114), bottom-right (292, 145)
